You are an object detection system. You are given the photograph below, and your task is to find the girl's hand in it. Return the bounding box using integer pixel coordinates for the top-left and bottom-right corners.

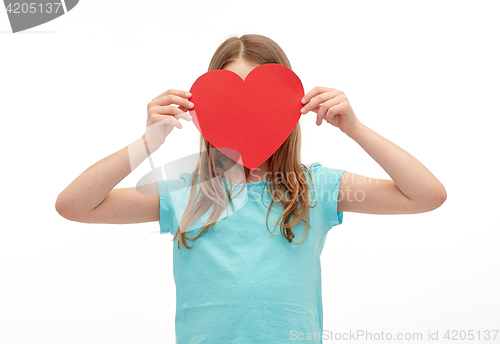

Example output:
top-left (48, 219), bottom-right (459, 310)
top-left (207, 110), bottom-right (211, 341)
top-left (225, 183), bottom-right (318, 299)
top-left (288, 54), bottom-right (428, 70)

top-left (300, 87), bottom-right (361, 135)
top-left (143, 89), bottom-right (193, 153)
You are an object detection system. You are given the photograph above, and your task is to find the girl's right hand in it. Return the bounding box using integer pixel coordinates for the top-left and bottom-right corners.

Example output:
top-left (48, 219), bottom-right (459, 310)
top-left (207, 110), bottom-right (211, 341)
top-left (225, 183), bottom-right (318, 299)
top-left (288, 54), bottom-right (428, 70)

top-left (143, 89), bottom-right (194, 153)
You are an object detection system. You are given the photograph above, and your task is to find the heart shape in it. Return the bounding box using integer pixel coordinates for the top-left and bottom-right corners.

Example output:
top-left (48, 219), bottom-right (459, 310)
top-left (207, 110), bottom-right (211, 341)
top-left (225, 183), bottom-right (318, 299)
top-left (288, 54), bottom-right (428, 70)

top-left (188, 63), bottom-right (304, 170)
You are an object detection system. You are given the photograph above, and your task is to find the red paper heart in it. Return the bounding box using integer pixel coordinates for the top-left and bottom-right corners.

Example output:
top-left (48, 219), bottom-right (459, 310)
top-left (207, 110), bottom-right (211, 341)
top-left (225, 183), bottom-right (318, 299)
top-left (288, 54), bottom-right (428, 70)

top-left (188, 63), bottom-right (304, 170)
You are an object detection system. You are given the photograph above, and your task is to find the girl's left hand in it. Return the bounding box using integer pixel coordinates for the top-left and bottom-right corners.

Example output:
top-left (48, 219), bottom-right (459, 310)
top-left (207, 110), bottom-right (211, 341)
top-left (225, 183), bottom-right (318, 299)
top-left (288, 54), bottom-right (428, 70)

top-left (301, 87), bottom-right (361, 135)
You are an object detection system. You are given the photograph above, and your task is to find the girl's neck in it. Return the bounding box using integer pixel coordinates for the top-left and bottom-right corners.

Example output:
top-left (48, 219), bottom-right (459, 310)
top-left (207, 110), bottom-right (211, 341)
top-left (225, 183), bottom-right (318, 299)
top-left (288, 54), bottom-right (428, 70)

top-left (224, 159), bottom-right (270, 184)
top-left (247, 160), bottom-right (270, 183)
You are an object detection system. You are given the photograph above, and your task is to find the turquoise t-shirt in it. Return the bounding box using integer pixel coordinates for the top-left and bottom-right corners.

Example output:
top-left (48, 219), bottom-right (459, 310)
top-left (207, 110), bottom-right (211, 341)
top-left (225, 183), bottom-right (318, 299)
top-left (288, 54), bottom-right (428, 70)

top-left (155, 162), bottom-right (345, 343)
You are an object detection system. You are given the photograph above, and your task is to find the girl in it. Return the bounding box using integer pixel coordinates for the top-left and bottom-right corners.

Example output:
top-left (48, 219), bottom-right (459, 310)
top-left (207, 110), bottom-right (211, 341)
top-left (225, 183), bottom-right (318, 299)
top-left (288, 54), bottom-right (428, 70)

top-left (56, 34), bottom-right (446, 343)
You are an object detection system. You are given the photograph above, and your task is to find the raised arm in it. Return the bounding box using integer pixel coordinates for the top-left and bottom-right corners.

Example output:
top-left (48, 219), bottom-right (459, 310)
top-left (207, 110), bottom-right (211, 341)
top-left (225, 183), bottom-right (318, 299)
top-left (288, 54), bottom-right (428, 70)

top-left (337, 122), bottom-right (446, 214)
top-left (55, 89), bottom-right (193, 223)
top-left (301, 87), bottom-right (446, 215)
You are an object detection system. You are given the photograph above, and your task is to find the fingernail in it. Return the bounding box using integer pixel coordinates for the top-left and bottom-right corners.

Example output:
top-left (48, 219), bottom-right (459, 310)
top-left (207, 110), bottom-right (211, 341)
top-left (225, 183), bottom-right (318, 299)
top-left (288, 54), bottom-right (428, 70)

top-left (189, 102), bottom-right (194, 107)
top-left (301, 97), bottom-right (306, 103)
top-left (186, 92), bottom-right (192, 97)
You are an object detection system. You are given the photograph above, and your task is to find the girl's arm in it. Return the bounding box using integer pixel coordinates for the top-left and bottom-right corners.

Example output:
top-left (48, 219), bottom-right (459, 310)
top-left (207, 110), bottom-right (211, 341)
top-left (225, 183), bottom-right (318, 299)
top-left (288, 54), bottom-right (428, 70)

top-left (301, 87), bottom-right (446, 214)
top-left (55, 137), bottom-right (158, 223)
top-left (338, 122), bottom-right (446, 214)
top-left (55, 89), bottom-right (193, 223)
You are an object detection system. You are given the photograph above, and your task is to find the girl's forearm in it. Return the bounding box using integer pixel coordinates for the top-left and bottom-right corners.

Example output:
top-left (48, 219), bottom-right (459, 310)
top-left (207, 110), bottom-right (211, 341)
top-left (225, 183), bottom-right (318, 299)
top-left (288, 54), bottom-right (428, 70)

top-left (345, 122), bottom-right (446, 203)
top-left (56, 136), bottom-right (150, 218)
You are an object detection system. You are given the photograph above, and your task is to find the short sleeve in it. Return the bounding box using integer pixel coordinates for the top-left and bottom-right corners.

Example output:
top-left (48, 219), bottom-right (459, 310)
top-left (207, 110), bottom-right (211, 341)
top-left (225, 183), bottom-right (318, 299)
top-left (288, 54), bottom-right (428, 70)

top-left (308, 162), bottom-right (346, 230)
top-left (155, 173), bottom-right (193, 235)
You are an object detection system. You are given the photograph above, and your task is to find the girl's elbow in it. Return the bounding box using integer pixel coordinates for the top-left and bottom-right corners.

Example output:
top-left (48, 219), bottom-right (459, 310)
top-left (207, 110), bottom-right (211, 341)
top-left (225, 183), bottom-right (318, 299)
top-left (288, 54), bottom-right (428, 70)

top-left (415, 185), bottom-right (447, 213)
top-left (440, 186), bottom-right (447, 204)
top-left (429, 185), bottom-right (447, 210)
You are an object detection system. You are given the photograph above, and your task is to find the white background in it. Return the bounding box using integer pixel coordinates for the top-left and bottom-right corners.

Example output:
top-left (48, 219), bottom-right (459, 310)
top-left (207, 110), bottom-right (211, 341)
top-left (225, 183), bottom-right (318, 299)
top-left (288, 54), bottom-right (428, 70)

top-left (1, 1), bottom-right (499, 343)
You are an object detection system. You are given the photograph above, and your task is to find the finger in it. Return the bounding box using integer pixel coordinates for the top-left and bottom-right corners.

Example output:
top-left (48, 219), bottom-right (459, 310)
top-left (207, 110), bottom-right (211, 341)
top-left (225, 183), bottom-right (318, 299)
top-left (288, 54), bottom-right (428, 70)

top-left (173, 112), bottom-right (193, 122)
top-left (152, 89), bottom-right (191, 102)
top-left (302, 105), bottom-right (321, 116)
top-left (154, 94), bottom-right (194, 109)
top-left (301, 86), bottom-right (335, 105)
top-left (307, 104), bottom-right (321, 114)
top-left (160, 116), bottom-right (183, 129)
top-left (149, 104), bottom-right (186, 116)
top-left (301, 90), bottom-right (335, 114)
top-left (317, 98), bottom-right (340, 121)
top-left (324, 104), bottom-right (343, 125)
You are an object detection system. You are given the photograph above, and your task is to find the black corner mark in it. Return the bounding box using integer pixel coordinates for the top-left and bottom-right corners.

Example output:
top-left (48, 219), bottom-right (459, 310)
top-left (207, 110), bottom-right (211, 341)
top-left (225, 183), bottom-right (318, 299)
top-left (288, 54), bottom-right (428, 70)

top-left (3, 0), bottom-right (79, 33)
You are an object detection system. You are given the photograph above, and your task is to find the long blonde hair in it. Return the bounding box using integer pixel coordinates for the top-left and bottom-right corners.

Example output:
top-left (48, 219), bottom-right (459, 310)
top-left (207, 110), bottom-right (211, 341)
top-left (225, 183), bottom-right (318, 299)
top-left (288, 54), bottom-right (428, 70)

top-left (174, 34), bottom-right (315, 249)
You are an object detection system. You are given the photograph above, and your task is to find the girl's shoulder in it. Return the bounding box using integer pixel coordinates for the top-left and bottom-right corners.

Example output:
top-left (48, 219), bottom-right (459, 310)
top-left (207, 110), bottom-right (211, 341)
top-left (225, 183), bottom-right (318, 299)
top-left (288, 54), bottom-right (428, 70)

top-left (303, 162), bottom-right (346, 229)
top-left (302, 162), bottom-right (345, 187)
